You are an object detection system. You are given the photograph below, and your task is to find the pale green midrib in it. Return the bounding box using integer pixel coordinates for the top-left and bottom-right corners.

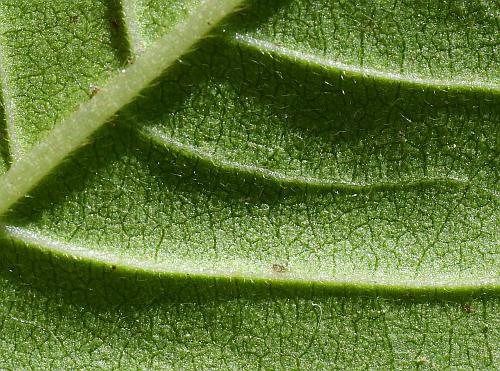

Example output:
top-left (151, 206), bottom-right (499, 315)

top-left (231, 33), bottom-right (500, 95)
top-left (0, 0), bottom-right (245, 217)
top-left (137, 127), bottom-right (498, 198)
top-left (2, 225), bottom-right (498, 294)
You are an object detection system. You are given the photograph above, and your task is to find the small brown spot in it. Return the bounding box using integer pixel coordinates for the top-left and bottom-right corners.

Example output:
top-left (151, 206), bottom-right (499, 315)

top-left (111, 265), bottom-right (116, 272)
top-left (462, 303), bottom-right (471, 313)
top-left (89, 85), bottom-right (100, 97)
top-left (69, 15), bottom-right (79, 24)
top-left (272, 264), bottom-right (287, 273)
top-left (110, 19), bottom-right (120, 30)
top-left (417, 356), bottom-right (429, 365)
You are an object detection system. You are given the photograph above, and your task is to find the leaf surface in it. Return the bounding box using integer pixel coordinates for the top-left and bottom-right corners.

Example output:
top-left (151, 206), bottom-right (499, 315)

top-left (0, 0), bottom-right (498, 368)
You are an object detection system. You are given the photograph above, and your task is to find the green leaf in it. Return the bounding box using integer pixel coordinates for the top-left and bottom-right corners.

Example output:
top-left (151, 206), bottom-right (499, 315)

top-left (0, 0), bottom-right (498, 368)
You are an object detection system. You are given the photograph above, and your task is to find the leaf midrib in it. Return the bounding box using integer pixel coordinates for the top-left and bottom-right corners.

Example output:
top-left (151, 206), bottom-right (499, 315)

top-left (0, 0), bottom-right (245, 215)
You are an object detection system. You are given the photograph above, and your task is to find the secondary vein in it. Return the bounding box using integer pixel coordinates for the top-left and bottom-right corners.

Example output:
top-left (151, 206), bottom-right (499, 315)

top-left (0, 24), bottom-right (21, 162)
top-left (141, 127), bottom-right (499, 198)
top-left (2, 224), bottom-right (498, 294)
top-left (234, 34), bottom-right (500, 94)
top-left (0, 0), bottom-right (244, 216)
top-left (120, 0), bottom-right (145, 56)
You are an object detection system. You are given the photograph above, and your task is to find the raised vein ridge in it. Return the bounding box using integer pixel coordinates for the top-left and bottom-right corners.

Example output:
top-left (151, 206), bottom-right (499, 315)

top-left (2, 225), bottom-right (498, 295)
top-left (233, 34), bottom-right (500, 94)
top-left (0, 23), bottom-right (20, 162)
top-left (141, 127), bottom-right (498, 197)
top-left (120, 0), bottom-right (145, 56)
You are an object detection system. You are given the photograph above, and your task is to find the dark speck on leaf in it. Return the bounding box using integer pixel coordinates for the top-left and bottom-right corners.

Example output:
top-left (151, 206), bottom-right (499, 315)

top-left (416, 356), bottom-right (429, 365)
top-left (111, 265), bottom-right (116, 272)
top-left (90, 85), bottom-right (100, 97)
top-left (110, 19), bottom-right (120, 30)
top-left (462, 303), bottom-right (471, 313)
top-left (272, 264), bottom-right (287, 273)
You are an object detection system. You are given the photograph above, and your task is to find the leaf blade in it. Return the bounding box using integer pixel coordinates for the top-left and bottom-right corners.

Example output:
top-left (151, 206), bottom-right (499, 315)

top-left (0, 0), bottom-right (498, 368)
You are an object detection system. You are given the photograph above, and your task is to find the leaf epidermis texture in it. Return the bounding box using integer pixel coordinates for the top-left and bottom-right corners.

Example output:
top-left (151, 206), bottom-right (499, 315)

top-left (0, 0), bottom-right (498, 368)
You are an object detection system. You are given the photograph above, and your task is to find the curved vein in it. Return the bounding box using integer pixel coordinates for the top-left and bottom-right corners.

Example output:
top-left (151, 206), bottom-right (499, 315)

top-left (0, 0), bottom-right (244, 217)
top-left (233, 33), bottom-right (500, 94)
top-left (2, 225), bottom-right (498, 295)
top-left (140, 126), bottom-right (498, 197)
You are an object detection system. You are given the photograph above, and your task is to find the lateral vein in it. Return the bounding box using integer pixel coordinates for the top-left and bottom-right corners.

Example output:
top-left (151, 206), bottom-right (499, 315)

top-left (2, 224), bottom-right (498, 294)
top-left (120, 0), bottom-right (145, 56)
top-left (142, 127), bottom-right (499, 197)
top-left (0, 25), bottom-right (21, 162)
top-left (233, 33), bottom-right (500, 94)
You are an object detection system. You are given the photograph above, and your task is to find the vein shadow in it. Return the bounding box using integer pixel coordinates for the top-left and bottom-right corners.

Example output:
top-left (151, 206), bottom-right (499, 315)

top-left (0, 95), bottom-right (10, 171)
top-left (119, 36), bottom-right (499, 193)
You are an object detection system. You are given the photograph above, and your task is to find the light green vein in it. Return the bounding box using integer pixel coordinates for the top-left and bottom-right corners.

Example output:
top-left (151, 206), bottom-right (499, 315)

top-left (2, 225), bottom-right (498, 296)
top-left (117, 4), bottom-right (498, 200)
top-left (140, 126), bottom-right (498, 198)
top-left (233, 34), bottom-right (500, 94)
top-left (0, 22), bottom-right (20, 162)
top-left (120, 0), bottom-right (145, 56)
top-left (0, 0), bottom-right (244, 217)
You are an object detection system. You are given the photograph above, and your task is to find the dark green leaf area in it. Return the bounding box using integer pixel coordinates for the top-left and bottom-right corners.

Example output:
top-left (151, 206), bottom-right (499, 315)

top-left (125, 39), bottom-right (499, 191)
top-left (0, 242), bottom-right (497, 369)
top-left (6, 121), bottom-right (498, 284)
top-left (0, 0), bottom-right (124, 153)
top-left (0, 105), bottom-right (8, 173)
top-left (140, 0), bottom-right (500, 85)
